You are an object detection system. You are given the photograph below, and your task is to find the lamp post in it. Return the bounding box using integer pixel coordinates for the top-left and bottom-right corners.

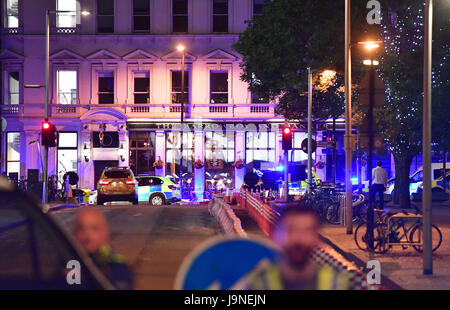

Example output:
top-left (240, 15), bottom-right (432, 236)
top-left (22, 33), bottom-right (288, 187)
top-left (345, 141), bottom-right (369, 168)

top-left (362, 57), bottom-right (380, 251)
top-left (344, 0), bottom-right (353, 234)
top-left (422, 0), bottom-right (433, 275)
top-left (307, 68), bottom-right (313, 194)
top-left (177, 44), bottom-right (186, 200)
top-left (42, 8), bottom-right (90, 204)
top-left (344, 0), bottom-right (381, 233)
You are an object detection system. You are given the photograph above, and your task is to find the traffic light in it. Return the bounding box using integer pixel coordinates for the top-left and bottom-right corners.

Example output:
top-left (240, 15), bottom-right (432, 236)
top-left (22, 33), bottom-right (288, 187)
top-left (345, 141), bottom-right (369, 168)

top-left (41, 121), bottom-right (58, 147)
top-left (282, 126), bottom-right (292, 150)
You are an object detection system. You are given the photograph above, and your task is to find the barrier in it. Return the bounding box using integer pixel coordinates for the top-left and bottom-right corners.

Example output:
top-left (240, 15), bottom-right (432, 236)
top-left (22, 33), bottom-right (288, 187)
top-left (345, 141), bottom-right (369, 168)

top-left (240, 188), bottom-right (376, 290)
top-left (208, 198), bottom-right (247, 237)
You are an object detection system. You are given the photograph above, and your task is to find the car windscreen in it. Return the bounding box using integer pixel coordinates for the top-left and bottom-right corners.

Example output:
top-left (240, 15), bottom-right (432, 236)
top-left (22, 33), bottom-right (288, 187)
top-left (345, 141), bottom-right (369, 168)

top-left (104, 171), bottom-right (131, 179)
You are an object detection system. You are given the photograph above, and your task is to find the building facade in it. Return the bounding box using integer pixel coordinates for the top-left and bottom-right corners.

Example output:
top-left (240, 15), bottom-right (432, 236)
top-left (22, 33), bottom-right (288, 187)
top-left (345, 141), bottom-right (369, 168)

top-left (0, 0), bottom-right (327, 196)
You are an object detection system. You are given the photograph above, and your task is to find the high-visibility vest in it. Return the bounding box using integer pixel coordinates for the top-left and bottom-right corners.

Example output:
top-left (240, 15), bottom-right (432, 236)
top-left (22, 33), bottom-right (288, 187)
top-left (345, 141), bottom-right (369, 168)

top-left (248, 263), bottom-right (351, 290)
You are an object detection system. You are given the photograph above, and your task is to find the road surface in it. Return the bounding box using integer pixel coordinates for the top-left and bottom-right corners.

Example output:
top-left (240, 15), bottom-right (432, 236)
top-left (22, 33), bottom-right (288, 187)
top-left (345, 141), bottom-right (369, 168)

top-left (51, 204), bottom-right (221, 289)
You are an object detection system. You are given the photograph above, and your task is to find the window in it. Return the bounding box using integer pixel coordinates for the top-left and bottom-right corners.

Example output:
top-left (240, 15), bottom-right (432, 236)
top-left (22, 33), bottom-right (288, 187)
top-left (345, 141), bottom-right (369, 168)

top-left (251, 92), bottom-right (269, 104)
top-left (57, 132), bottom-right (78, 186)
top-left (57, 70), bottom-right (77, 104)
top-left (210, 71), bottom-right (228, 104)
top-left (250, 72), bottom-right (268, 103)
top-left (104, 170), bottom-right (131, 178)
top-left (56, 0), bottom-right (77, 28)
top-left (166, 131), bottom-right (194, 176)
top-left (288, 132), bottom-right (308, 162)
top-left (97, 0), bottom-right (114, 33)
top-left (6, 0), bottom-right (19, 28)
top-left (92, 132), bottom-right (119, 148)
top-left (133, 72), bottom-right (150, 104)
top-left (98, 72), bottom-right (114, 104)
top-left (6, 132), bottom-right (20, 179)
top-left (171, 70), bottom-right (189, 104)
top-left (253, 0), bottom-right (266, 19)
top-left (5, 72), bottom-right (19, 105)
top-left (245, 131), bottom-right (276, 168)
top-left (173, 0), bottom-right (188, 33)
top-left (133, 0), bottom-right (150, 32)
top-left (212, 0), bottom-right (228, 33)
top-left (205, 131), bottom-right (235, 188)
top-left (129, 131), bottom-right (156, 176)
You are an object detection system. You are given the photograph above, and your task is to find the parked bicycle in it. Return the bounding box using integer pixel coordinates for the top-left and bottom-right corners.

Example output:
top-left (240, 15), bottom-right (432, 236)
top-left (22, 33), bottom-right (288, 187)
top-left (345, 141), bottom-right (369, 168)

top-left (354, 207), bottom-right (442, 253)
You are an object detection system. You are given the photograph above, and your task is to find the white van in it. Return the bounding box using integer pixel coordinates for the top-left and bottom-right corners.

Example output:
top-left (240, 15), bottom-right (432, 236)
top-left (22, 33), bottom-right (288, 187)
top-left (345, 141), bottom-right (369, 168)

top-left (386, 162), bottom-right (450, 196)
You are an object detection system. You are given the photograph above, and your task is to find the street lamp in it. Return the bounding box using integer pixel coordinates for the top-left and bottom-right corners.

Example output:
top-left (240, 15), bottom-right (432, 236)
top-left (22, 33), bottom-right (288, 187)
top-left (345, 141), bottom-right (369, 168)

top-left (41, 8), bottom-right (90, 204)
top-left (362, 52), bottom-right (381, 251)
top-left (177, 44), bottom-right (186, 200)
top-left (344, 0), bottom-right (382, 233)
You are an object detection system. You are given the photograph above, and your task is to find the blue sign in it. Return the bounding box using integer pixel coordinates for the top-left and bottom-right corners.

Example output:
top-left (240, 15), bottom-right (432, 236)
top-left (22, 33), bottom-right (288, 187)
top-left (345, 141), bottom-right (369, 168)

top-left (175, 237), bottom-right (280, 290)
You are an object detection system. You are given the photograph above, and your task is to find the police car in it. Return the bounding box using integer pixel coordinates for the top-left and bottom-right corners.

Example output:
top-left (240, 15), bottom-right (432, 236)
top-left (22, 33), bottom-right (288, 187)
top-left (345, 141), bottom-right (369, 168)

top-left (136, 176), bottom-right (180, 206)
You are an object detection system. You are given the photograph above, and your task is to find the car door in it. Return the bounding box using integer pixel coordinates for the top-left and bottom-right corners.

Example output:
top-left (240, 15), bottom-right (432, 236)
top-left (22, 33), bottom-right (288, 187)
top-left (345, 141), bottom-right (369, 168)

top-left (0, 189), bottom-right (115, 289)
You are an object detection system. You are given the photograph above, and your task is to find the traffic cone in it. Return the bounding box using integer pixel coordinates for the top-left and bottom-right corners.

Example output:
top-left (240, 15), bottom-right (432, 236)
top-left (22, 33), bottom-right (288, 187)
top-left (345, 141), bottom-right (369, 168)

top-left (224, 185), bottom-right (231, 203)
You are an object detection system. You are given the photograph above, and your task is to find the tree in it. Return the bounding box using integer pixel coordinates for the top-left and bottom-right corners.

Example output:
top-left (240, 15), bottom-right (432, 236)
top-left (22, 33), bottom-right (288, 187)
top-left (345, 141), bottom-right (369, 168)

top-left (376, 1), bottom-right (450, 207)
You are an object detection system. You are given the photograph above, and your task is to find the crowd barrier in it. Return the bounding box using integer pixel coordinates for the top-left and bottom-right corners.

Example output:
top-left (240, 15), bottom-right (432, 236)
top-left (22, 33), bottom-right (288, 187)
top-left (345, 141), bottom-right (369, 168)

top-left (208, 197), bottom-right (247, 237)
top-left (240, 187), bottom-right (377, 290)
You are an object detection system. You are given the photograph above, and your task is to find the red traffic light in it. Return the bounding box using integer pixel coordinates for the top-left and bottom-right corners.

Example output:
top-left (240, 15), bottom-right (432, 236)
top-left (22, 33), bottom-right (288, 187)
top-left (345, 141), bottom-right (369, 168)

top-left (327, 136), bottom-right (332, 142)
top-left (283, 127), bottom-right (291, 134)
top-left (282, 126), bottom-right (293, 150)
top-left (42, 122), bottom-right (50, 130)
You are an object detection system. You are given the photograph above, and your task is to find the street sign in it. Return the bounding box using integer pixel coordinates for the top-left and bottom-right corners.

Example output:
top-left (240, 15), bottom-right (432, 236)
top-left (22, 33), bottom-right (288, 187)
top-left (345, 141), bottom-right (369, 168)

top-left (301, 138), bottom-right (317, 154)
top-left (357, 71), bottom-right (386, 107)
top-left (317, 140), bottom-right (336, 148)
top-left (175, 237), bottom-right (280, 290)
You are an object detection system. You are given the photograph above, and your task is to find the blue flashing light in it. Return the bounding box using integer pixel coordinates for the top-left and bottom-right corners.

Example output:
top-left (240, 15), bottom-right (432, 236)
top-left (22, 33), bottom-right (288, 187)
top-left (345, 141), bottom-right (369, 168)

top-left (276, 165), bottom-right (285, 171)
top-left (351, 177), bottom-right (358, 184)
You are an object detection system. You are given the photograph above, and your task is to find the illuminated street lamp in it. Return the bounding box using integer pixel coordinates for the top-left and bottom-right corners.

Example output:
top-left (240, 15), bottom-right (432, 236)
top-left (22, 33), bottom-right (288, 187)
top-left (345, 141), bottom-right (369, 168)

top-left (361, 45), bottom-right (381, 251)
top-left (177, 44), bottom-right (186, 199)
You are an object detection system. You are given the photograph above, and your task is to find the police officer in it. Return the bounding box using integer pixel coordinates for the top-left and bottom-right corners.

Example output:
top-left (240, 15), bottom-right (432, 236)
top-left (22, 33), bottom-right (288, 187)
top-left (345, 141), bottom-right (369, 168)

top-left (74, 209), bottom-right (133, 289)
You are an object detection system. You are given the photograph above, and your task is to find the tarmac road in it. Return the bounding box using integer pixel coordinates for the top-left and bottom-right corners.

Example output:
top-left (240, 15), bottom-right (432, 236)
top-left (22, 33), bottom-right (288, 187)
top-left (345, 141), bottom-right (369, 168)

top-left (51, 204), bottom-right (221, 289)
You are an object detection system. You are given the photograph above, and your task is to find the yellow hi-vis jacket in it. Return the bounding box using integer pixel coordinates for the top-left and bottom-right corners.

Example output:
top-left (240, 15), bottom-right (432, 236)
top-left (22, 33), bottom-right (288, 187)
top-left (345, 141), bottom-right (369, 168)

top-left (247, 262), bottom-right (351, 290)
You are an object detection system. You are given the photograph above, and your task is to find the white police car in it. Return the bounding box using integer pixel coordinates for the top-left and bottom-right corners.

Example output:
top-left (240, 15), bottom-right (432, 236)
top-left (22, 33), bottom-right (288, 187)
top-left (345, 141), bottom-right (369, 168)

top-left (136, 176), bottom-right (180, 206)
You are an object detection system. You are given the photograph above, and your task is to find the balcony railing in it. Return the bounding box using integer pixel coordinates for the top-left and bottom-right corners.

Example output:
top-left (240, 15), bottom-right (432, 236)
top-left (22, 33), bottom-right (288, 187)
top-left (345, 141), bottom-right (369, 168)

top-left (51, 26), bottom-right (79, 34)
top-left (0, 27), bottom-right (23, 34)
top-left (1, 105), bottom-right (20, 114)
top-left (0, 103), bottom-right (276, 119)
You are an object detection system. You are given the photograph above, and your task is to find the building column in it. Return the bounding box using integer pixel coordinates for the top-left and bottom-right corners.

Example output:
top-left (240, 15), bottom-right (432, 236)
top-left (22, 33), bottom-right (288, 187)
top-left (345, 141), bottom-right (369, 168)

top-left (194, 130), bottom-right (205, 199)
top-left (23, 131), bottom-right (41, 177)
top-left (79, 130), bottom-right (94, 189)
top-left (118, 129), bottom-right (129, 168)
top-left (155, 130), bottom-right (166, 176)
top-left (390, 152), bottom-right (395, 178)
top-left (315, 131), bottom-right (326, 181)
top-left (234, 131), bottom-right (245, 192)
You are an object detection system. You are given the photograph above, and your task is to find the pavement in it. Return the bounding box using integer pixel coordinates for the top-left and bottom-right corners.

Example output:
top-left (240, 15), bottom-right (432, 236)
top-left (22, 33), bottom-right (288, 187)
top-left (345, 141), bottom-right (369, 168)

top-left (50, 204), bottom-right (221, 289)
top-left (313, 203), bottom-right (450, 290)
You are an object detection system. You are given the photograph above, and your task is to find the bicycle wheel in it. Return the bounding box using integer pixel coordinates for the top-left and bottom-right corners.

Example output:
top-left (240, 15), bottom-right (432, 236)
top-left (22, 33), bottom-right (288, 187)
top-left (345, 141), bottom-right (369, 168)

top-left (409, 224), bottom-right (443, 253)
top-left (326, 204), bottom-right (340, 224)
top-left (354, 222), bottom-right (388, 253)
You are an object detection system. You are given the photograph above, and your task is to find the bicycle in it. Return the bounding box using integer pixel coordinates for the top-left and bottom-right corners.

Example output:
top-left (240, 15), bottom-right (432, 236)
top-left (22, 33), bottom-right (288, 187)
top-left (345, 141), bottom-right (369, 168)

top-left (354, 208), bottom-right (443, 253)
